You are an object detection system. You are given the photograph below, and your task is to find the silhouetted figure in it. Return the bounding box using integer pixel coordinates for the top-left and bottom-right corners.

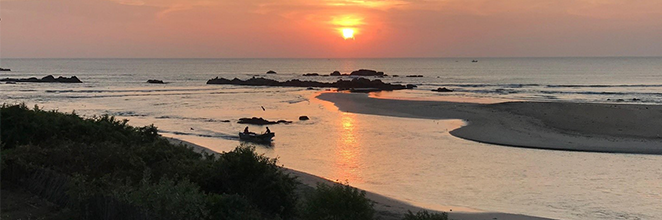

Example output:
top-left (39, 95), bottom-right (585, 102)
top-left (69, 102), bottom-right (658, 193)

top-left (244, 126), bottom-right (250, 134)
top-left (265, 127), bottom-right (271, 133)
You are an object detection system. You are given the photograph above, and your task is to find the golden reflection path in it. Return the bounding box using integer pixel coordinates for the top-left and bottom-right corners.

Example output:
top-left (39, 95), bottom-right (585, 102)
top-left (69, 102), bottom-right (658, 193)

top-left (333, 112), bottom-right (362, 183)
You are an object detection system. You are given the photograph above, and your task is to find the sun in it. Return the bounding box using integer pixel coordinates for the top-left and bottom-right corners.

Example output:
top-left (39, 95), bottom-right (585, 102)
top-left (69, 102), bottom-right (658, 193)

top-left (342, 28), bottom-right (355, 39)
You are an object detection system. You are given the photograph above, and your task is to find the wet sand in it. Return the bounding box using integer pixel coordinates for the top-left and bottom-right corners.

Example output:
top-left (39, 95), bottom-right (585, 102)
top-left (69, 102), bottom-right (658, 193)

top-left (166, 138), bottom-right (554, 220)
top-left (317, 92), bottom-right (662, 155)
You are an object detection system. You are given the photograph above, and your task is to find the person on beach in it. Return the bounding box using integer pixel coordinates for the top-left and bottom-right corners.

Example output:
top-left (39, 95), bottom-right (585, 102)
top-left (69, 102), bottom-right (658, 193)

top-left (265, 127), bottom-right (271, 134)
top-left (244, 126), bottom-right (250, 134)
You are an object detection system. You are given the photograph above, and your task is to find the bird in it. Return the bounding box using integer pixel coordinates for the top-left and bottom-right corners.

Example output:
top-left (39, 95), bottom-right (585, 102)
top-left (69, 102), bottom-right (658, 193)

top-left (261, 106), bottom-right (266, 111)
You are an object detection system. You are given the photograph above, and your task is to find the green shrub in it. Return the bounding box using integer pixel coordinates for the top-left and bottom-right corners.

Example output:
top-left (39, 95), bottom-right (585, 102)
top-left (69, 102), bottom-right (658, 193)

top-left (1, 104), bottom-right (301, 219)
top-left (112, 171), bottom-right (208, 220)
top-left (402, 210), bottom-right (448, 220)
top-left (195, 145), bottom-right (299, 219)
top-left (301, 182), bottom-right (375, 220)
top-left (0, 104), bottom-right (158, 151)
top-left (206, 194), bottom-right (263, 220)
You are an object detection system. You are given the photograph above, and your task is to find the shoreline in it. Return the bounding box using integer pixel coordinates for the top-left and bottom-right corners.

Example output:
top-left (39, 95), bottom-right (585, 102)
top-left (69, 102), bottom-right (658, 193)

top-left (165, 137), bottom-right (554, 220)
top-left (317, 92), bottom-right (662, 155)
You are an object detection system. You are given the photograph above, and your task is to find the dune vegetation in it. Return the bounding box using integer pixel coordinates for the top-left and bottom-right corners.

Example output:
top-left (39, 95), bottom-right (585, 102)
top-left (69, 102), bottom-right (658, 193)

top-left (1, 104), bottom-right (445, 220)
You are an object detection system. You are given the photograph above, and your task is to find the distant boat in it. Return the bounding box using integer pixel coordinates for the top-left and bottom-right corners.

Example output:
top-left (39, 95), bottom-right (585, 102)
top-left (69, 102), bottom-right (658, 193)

top-left (239, 132), bottom-right (275, 143)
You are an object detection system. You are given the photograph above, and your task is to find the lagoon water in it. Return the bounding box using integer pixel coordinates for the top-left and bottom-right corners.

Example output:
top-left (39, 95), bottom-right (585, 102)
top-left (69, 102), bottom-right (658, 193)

top-left (2, 58), bottom-right (662, 219)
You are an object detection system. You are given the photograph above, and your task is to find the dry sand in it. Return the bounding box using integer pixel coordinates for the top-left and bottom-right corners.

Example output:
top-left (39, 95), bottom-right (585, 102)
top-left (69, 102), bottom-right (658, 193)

top-left (166, 138), bottom-right (554, 220)
top-left (317, 92), bottom-right (662, 155)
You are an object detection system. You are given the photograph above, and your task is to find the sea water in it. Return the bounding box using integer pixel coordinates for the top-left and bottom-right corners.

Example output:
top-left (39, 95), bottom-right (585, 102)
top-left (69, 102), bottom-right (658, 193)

top-left (1, 57), bottom-right (661, 219)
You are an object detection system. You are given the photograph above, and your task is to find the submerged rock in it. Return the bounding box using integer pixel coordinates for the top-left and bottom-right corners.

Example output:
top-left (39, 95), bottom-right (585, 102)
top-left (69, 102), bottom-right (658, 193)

top-left (0, 75), bottom-right (82, 83)
top-left (303, 73), bottom-right (320, 76)
top-left (350, 69), bottom-right (385, 76)
top-left (432, 87), bottom-right (453, 92)
top-left (147, 79), bottom-right (165, 84)
top-left (266, 70), bottom-right (277, 74)
top-left (299, 116), bottom-right (309, 120)
top-left (330, 71), bottom-right (341, 76)
top-left (406, 75), bottom-right (423, 77)
top-left (0, 67), bottom-right (11, 71)
top-left (238, 117), bottom-right (292, 125)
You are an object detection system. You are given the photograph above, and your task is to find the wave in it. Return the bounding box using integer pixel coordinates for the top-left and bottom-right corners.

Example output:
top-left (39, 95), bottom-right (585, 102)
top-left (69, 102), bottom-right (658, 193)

top-left (547, 84), bottom-right (662, 88)
top-left (424, 83), bottom-right (662, 89)
top-left (45, 88), bottom-right (219, 94)
top-left (155, 115), bottom-right (231, 123)
top-left (159, 130), bottom-right (238, 141)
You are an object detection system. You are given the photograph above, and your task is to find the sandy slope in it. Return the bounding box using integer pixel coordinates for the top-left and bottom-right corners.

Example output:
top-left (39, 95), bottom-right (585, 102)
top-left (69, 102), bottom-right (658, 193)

top-left (317, 93), bottom-right (662, 154)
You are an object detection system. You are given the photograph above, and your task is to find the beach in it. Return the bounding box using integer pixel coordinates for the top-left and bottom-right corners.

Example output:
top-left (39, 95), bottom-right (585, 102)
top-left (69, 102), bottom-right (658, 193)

top-left (166, 137), bottom-right (554, 220)
top-left (3, 58), bottom-right (662, 219)
top-left (318, 92), bottom-right (662, 154)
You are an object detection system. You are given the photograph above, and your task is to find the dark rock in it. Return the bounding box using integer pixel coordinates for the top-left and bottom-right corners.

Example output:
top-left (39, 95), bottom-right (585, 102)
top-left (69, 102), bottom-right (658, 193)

top-left (616, 99), bottom-right (625, 102)
top-left (632, 98), bottom-right (641, 101)
top-left (299, 116), bottom-right (309, 120)
top-left (406, 84), bottom-right (417, 89)
top-left (0, 68), bottom-right (10, 71)
top-left (307, 87), bottom-right (315, 90)
top-left (147, 79), bottom-right (165, 84)
top-left (207, 77), bottom-right (408, 91)
top-left (238, 117), bottom-right (292, 125)
top-left (42, 75), bottom-right (56, 82)
top-left (349, 88), bottom-right (381, 93)
top-left (406, 75), bottom-right (423, 77)
top-left (350, 69), bottom-right (385, 76)
top-left (0, 75), bottom-right (82, 83)
top-left (432, 87), bottom-right (453, 92)
top-left (303, 73), bottom-right (320, 76)
top-left (266, 70), bottom-right (277, 74)
top-left (330, 71), bottom-right (341, 76)
top-left (392, 75), bottom-right (399, 77)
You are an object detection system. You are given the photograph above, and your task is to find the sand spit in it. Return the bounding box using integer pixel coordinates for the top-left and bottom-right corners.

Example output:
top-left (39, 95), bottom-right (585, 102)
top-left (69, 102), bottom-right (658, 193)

top-left (166, 138), bottom-right (553, 220)
top-left (317, 93), bottom-right (662, 155)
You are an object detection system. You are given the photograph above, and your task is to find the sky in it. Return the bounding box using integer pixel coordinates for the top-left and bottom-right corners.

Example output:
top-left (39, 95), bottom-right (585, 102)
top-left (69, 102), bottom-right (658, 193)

top-left (1, 0), bottom-right (661, 58)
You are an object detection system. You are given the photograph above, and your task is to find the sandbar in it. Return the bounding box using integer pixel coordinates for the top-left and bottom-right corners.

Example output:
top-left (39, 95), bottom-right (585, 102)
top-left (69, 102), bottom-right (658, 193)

top-left (317, 92), bottom-right (662, 155)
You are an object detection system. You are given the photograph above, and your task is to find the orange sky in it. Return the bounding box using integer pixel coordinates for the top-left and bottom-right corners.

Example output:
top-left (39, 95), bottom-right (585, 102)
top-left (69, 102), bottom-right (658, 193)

top-left (1, 0), bottom-right (661, 58)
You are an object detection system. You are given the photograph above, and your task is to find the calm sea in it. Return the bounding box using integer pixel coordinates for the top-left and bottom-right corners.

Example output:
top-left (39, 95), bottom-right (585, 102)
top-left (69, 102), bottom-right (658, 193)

top-left (2, 58), bottom-right (661, 219)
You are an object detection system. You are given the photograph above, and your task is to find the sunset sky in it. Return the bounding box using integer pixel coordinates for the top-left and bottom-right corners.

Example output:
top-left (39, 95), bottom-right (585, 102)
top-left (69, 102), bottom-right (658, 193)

top-left (1, 0), bottom-right (661, 58)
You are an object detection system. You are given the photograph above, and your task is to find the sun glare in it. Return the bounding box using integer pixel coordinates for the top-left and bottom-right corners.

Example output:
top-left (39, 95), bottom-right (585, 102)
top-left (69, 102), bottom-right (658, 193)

top-left (342, 28), bottom-right (355, 39)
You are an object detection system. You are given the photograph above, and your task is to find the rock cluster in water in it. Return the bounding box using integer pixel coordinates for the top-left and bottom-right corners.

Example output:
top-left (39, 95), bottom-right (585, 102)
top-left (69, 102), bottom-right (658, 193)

top-left (1, 75), bottom-right (82, 83)
top-left (0, 68), bottom-right (11, 71)
top-left (238, 117), bottom-right (292, 125)
top-left (207, 77), bottom-right (411, 91)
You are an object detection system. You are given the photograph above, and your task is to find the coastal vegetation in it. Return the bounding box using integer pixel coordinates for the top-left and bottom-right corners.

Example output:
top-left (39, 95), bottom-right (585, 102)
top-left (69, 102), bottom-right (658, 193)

top-left (1, 104), bottom-right (446, 219)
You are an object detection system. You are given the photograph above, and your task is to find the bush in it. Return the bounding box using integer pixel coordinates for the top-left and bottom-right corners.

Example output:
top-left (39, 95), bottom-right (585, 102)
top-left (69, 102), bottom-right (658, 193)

top-left (1, 104), bottom-right (301, 219)
top-left (112, 171), bottom-right (208, 220)
top-left (402, 210), bottom-right (448, 220)
top-left (195, 145), bottom-right (299, 219)
top-left (206, 194), bottom-right (263, 220)
top-left (301, 182), bottom-right (375, 220)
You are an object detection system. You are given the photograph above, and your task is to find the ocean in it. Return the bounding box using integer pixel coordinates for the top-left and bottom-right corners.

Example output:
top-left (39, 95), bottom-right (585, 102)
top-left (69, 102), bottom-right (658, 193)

top-left (2, 57), bottom-right (661, 219)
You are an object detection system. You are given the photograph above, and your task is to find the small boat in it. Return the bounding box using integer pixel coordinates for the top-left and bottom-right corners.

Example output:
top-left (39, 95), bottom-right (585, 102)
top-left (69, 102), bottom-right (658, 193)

top-left (239, 132), bottom-right (275, 143)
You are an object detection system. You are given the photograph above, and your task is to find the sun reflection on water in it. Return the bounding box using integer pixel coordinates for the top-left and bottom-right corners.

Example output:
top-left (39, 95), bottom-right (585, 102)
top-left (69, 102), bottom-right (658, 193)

top-left (333, 112), bottom-right (362, 183)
